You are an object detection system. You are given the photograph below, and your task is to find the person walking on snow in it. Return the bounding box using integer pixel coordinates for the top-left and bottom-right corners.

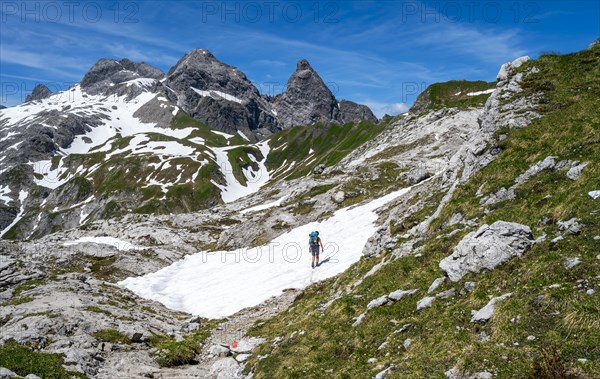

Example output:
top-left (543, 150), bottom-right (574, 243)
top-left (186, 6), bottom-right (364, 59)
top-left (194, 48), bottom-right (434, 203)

top-left (309, 231), bottom-right (324, 268)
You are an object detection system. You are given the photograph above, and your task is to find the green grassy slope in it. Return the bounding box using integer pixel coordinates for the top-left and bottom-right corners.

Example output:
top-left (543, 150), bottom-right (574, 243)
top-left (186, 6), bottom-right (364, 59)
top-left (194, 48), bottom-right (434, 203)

top-left (411, 80), bottom-right (496, 114)
top-left (266, 120), bottom-right (386, 181)
top-left (245, 48), bottom-right (600, 378)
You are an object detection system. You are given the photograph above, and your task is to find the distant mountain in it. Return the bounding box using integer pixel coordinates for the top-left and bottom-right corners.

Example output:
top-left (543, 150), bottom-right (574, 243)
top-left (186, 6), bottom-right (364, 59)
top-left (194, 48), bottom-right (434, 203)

top-left (0, 49), bottom-right (378, 239)
top-left (25, 84), bottom-right (53, 102)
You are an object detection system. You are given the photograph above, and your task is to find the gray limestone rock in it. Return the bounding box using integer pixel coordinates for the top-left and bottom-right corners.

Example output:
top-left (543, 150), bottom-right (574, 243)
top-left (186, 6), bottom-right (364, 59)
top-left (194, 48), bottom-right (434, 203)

top-left (471, 293), bottom-right (512, 322)
top-left (440, 221), bottom-right (534, 282)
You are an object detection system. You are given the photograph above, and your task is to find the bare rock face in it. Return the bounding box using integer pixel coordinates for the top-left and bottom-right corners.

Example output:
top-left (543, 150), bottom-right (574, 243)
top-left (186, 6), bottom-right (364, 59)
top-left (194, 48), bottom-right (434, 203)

top-left (164, 49), bottom-right (278, 140)
top-left (25, 84), bottom-right (53, 102)
top-left (80, 58), bottom-right (164, 96)
top-left (439, 221), bottom-right (534, 281)
top-left (338, 100), bottom-right (378, 124)
top-left (274, 59), bottom-right (339, 128)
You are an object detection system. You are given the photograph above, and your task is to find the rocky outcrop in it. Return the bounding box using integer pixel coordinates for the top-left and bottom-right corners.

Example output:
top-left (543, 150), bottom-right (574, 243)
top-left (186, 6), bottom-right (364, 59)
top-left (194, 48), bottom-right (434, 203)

top-left (25, 84), bottom-right (53, 102)
top-left (338, 100), bottom-right (378, 123)
top-left (439, 221), bottom-right (534, 281)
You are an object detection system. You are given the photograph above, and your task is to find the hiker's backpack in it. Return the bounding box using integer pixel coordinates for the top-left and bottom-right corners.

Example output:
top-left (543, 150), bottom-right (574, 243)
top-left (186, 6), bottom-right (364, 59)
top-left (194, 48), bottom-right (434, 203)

top-left (309, 231), bottom-right (319, 245)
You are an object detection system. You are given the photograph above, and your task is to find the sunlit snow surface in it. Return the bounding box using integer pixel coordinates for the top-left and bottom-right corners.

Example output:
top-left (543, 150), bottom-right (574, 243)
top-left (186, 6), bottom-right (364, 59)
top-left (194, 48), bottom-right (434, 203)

top-left (63, 236), bottom-right (144, 251)
top-left (119, 187), bottom-right (411, 318)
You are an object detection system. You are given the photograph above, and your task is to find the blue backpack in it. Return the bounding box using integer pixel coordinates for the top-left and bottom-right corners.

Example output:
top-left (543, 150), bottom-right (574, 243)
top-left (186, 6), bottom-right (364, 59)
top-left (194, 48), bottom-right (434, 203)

top-left (309, 231), bottom-right (319, 246)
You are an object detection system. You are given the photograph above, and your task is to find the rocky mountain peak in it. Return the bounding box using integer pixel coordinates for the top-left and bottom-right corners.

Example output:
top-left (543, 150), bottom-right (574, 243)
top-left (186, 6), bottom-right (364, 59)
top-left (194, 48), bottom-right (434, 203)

top-left (80, 58), bottom-right (164, 95)
top-left (273, 59), bottom-right (339, 128)
top-left (164, 49), bottom-right (278, 138)
top-left (25, 84), bottom-right (53, 102)
top-left (296, 59), bottom-right (314, 72)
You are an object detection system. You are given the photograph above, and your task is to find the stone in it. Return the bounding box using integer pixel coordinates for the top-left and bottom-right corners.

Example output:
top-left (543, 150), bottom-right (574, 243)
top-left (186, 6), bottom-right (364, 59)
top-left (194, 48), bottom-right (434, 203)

top-left (368, 357), bottom-right (378, 364)
top-left (564, 258), bottom-right (581, 269)
top-left (229, 337), bottom-right (265, 354)
top-left (437, 288), bottom-right (456, 299)
top-left (208, 344), bottom-right (231, 357)
top-left (352, 313), bottom-right (366, 327)
top-left (428, 277), bottom-right (446, 294)
top-left (416, 296), bottom-right (435, 310)
top-left (235, 353), bottom-right (251, 363)
top-left (588, 190), bottom-right (600, 199)
top-left (440, 221), bottom-right (534, 282)
top-left (403, 338), bottom-right (412, 351)
top-left (464, 282), bottom-right (476, 292)
top-left (471, 293), bottom-right (513, 322)
top-left (497, 56), bottom-right (530, 82)
top-left (387, 288), bottom-right (417, 301)
top-left (0, 368), bottom-right (17, 379)
top-left (210, 357), bottom-right (240, 379)
top-left (367, 295), bottom-right (389, 309)
top-left (331, 191), bottom-right (346, 204)
top-left (313, 164), bottom-right (326, 175)
top-left (25, 375), bottom-right (43, 379)
top-left (558, 218), bottom-right (582, 235)
top-left (514, 156), bottom-right (556, 185)
top-left (566, 162), bottom-right (588, 180)
top-left (480, 187), bottom-right (515, 206)
top-left (374, 365), bottom-right (397, 379)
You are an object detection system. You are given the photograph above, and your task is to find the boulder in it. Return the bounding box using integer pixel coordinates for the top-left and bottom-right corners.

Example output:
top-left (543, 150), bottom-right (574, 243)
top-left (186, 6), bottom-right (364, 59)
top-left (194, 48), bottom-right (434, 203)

top-left (427, 277), bottom-right (446, 294)
top-left (229, 337), bottom-right (265, 354)
top-left (497, 56), bottom-right (530, 82)
top-left (564, 258), bottom-right (581, 269)
top-left (589, 190), bottom-right (600, 199)
top-left (0, 368), bottom-right (17, 379)
top-left (387, 289), bottom-right (417, 301)
top-left (208, 344), bottom-right (231, 357)
top-left (331, 191), bottom-right (346, 204)
top-left (439, 221), bottom-right (534, 282)
top-left (416, 296), bottom-right (435, 310)
top-left (471, 293), bottom-right (512, 322)
top-left (313, 164), bottom-right (326, 175)
top-left (558, 218), bottom-right (582, 235)
top-left (566, 162), bottom-right (588, 180)
top-left (367, 295), bottom-right (389, 310)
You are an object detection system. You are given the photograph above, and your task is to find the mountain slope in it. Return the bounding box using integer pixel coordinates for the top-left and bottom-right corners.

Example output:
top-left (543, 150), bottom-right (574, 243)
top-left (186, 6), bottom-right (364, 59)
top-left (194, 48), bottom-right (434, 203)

top-left (242, 47), bottom-right (600, 379)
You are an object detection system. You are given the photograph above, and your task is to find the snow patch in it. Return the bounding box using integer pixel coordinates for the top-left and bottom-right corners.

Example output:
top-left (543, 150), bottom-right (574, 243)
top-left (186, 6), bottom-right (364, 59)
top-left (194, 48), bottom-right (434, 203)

top-left (240, 196), bottom-right (288, 215)
top-left (190, 87), bottom-right (244, 104)
top-left (119, 186), bottom-right (412, 318)
top-left (466, 89), bottom-right (495, 97)
top-left (0, 190), bottom-right (28, 238)
top-left (63, 236), bottom-right (144, 251)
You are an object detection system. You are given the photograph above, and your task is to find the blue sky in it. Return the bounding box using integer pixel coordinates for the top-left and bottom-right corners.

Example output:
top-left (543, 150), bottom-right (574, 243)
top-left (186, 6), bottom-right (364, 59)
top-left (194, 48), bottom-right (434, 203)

top-left (1, 0), bottom-right (598, 116)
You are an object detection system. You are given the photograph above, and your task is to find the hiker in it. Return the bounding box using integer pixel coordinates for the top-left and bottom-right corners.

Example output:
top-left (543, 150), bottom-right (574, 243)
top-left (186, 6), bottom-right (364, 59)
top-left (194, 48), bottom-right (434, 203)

top-left (309, 231), bottom-right (324, 268)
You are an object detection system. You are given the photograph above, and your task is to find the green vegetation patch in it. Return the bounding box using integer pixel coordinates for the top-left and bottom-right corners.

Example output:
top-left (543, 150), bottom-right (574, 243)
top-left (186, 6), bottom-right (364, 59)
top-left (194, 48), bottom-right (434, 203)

top-left (0, 339), bottom-right (87, 378)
